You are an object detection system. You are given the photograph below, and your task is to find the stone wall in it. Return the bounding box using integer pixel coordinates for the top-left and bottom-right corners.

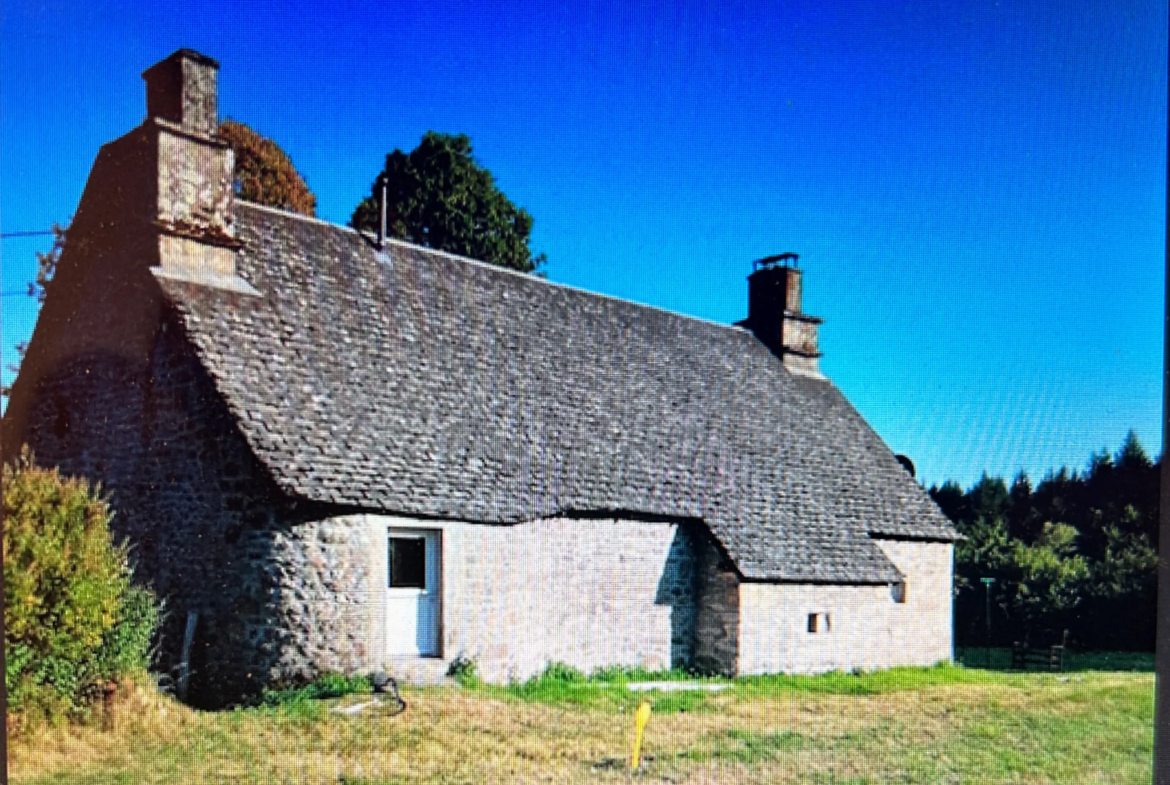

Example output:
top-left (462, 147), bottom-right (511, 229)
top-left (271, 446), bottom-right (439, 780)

top-left (12, 315), bottom-right (292, 706)
top-left (263, 515), bottom-right (378, 680)
top-left (17, 317), bottom-right (397, 701)
top-left (738, 541), bottom-right (953, 674)
top-left (693, 538), bottom-right (740, 674)
top-left (272, 515), bottom-right (701, 683)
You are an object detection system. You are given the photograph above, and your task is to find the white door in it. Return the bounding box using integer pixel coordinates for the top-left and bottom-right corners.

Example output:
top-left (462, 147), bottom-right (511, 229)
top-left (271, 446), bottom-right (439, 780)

top-left (385, 529), bottom-right (441, 656)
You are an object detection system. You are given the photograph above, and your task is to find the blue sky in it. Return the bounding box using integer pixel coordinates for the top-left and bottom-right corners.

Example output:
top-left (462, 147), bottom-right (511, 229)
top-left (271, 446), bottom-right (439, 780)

top-left (1, 1), bottom-right (1165, 489)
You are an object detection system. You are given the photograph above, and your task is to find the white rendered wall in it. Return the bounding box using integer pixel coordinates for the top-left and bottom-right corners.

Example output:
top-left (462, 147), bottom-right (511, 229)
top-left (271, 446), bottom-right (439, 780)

top-left (358, 515), bottom-right (696, 683)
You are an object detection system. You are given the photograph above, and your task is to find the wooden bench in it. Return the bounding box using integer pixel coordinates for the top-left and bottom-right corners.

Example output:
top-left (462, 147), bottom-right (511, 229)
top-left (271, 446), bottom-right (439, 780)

top-left (1010, 630), bottom-right (1068, 672)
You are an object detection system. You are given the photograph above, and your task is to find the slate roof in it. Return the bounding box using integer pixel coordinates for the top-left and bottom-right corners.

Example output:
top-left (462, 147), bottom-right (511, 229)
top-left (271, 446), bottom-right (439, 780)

top-left (155, 201), bottom-right (958, 584)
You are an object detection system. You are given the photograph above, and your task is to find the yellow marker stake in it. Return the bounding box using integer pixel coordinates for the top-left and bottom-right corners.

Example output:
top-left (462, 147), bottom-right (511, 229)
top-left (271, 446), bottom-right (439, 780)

top-left (630, 699), bottom-right (652, 770)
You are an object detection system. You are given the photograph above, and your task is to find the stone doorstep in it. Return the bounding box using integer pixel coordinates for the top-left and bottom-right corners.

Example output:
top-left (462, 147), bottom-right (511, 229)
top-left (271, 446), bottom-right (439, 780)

top-left (382, 656), bottom-right (454, 686)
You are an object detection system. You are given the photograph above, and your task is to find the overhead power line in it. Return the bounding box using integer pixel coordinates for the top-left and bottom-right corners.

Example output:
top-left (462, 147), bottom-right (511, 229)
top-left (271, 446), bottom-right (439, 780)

top-left (1, 230), bottom-right (56, 239)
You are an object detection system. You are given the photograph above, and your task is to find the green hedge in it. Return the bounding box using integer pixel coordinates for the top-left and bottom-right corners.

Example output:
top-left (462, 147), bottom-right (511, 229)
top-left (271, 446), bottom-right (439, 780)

top-left (3, 454), bottom-right (158, 721)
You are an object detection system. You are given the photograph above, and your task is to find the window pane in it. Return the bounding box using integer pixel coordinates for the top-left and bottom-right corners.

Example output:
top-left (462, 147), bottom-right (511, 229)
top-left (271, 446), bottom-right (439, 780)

top-left (389, 537), bottom-right (426, 589)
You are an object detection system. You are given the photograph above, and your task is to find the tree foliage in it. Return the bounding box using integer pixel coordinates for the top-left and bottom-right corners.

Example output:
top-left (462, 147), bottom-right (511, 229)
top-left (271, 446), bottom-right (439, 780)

top-left (3, 453), bottom-right (158, 722)
top-left (933, 430), bottom-right (1158, 651)
top-left (2, 224), bottom-right (68, 401)
top-left (218, 120), bottom-right (317, 216)
top-left (29, 223), bottom-right (67, 304)
top-left (350, 132), bottom-right (546, 274)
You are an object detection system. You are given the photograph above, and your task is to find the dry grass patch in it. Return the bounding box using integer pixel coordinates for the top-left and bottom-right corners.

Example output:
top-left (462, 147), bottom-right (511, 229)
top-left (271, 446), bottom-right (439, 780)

top-left (8, 668), bottom-right (1154, 785)
top-left (8, 675), bottom-right (205, 776)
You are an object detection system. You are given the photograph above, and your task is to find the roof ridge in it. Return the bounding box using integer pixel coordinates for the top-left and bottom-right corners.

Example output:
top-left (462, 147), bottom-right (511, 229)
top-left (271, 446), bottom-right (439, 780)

top-left (235, 201), bottom-right (761, 338)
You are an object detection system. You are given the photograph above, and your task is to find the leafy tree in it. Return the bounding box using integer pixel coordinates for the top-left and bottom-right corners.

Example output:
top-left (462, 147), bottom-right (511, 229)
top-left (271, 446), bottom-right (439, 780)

top-left (1082, 525), bottom-right (1157, 650)
top-left (350, 131), bottom-right (546, 274)
top-left (28, 223), bottom-right (66, 304)
top-left (2, 224), bottom-right (68, 401)
top-left (1005, 523), bottom-right (1089, 640)
top-left (218, 120), bottom-right (317, 216)
top-left (936, 431), bottom-right (1160, 651)
top-left (969, 473), bottom-right (1010, 521)
top-left (1117, 429), bottom-right (1153, 471)
top-left (1007, 471), bottom-right (1040, 543)
top-left (928, 480), bottom-right (966, 523)
top-left (1030, 466), bottom-right (1077, 533)
top-left (950, 513), bottom-right (1015, 644)
top-left (953, 514), bottom-right (1013, 587)
top-left (3, 452), bottom-right (158, 722)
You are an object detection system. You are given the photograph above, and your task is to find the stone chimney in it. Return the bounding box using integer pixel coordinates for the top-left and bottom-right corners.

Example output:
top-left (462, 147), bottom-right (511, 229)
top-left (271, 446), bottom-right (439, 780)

top-left (143, 49), bottom-right (220, 137)
top-left (738, 254), bottom-right (824, 378)
top-left (136, 49), bottom-right (254, 293)
top-left (2, 50), bottom-right (251, 457)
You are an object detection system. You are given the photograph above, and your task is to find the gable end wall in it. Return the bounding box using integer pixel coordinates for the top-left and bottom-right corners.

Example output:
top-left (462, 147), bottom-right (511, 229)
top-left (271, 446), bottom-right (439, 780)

top-left (11, 312), bottom-right (297, 706)
top-left (738, 540), bottom-right (954, 674)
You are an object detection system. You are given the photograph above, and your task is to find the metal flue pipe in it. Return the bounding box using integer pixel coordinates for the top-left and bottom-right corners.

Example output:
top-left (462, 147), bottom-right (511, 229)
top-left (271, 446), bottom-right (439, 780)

top-left (378, 174), bottom-right (388, 250)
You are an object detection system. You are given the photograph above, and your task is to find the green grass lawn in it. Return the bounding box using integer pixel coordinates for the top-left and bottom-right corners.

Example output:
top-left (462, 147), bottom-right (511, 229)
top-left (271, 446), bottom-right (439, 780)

top-left (956, 647), bottom-right (1154, 672)
top-left (11, 659), bottom-right (1155, 785)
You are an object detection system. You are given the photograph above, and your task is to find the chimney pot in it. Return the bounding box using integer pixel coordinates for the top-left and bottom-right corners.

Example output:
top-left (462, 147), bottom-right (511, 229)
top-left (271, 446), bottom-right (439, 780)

top-left (142, 49), bottom-right (220, 137)
top-left (741, 254), bottom-right (824, 378)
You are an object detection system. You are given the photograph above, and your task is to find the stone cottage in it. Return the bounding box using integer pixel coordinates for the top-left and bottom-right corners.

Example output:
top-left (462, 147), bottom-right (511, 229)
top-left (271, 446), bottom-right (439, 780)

top-left (2, 50), bottom-right (959, 706)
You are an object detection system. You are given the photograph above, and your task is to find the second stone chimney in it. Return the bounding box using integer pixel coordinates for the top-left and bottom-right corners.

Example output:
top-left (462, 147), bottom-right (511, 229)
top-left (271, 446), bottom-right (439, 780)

top-left (738, 254), bottom-right (824, 378)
